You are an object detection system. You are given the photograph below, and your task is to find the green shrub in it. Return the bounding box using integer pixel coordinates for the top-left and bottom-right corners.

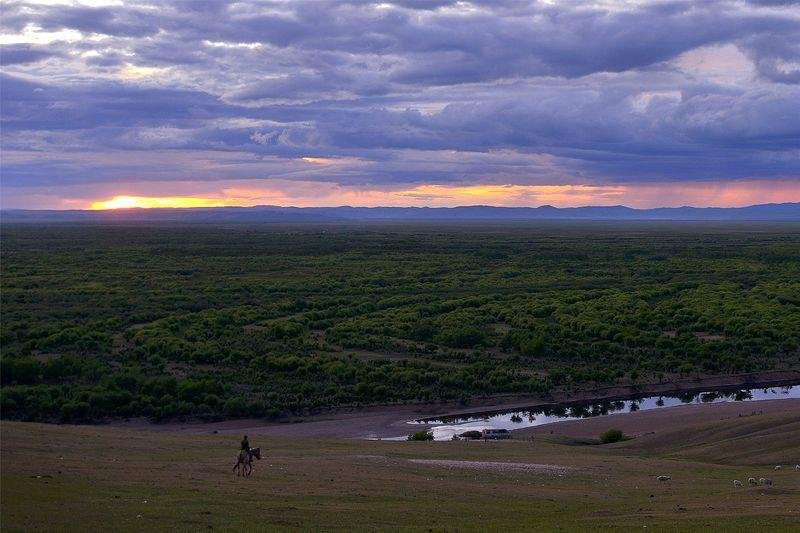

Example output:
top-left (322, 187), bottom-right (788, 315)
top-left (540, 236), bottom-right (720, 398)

top-left (60, 401), bottom-right (91, 421)
top-left (0, 357), bottom-right (42, 385)
top-left (407, 429), bottom-right (434, 441)
top-left (600, 428), bottom-right (624, 444)
top-left (519, 336), bottom-right (545, 357)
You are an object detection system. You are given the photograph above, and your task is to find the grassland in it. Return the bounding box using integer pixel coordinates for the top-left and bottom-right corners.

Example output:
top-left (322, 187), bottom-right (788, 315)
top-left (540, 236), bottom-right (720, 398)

top-left (2, 222), bottom-right (799, 423)
top-left (2, 407), bottom-right (799, 531)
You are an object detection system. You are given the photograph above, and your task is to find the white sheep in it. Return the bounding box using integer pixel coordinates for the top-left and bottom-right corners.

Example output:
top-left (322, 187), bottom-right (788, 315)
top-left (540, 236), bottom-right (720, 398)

top-left (796, 464), bottom-right (800, 470)
top-left (656, 475), bottom-right (670, 481)
top-left (733, 480), bottom-right (742, 487)
top-left (748, 477), bottom-right (757, 485)
top-left (774, 465), bottom-right (781, 470)
top-left (759, 477), bottom-right (772, 486)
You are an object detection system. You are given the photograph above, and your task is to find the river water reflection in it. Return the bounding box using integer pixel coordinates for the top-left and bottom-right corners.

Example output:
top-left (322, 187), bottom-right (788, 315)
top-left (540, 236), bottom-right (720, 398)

top-left (409, 385), bottom-right (799, 441)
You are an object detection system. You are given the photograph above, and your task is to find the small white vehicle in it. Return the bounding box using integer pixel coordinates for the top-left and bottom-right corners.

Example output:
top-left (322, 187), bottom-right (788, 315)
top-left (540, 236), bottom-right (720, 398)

top-left (481, 428), bottom-right (511, 440)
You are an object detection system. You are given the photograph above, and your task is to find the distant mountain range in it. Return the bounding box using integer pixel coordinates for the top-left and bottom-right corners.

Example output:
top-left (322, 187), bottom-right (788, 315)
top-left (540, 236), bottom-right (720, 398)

top-left (2, 203), bottom-right (799, 223)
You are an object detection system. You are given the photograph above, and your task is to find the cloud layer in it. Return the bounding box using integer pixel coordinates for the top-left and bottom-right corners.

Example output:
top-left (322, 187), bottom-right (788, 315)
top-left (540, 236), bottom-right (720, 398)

top-left (1, 0), bottom-right (799, 208)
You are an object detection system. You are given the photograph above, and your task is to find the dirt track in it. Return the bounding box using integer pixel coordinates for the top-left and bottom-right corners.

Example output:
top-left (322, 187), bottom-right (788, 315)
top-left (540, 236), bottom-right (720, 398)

top-left (408, 459), bottom-right (572, 474)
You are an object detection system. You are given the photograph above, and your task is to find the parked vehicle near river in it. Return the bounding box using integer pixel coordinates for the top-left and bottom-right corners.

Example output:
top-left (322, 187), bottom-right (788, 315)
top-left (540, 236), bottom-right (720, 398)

top-left (456, 430), bottom-right (483, 440)
top-left (482, 428), bottom-right (511, 440)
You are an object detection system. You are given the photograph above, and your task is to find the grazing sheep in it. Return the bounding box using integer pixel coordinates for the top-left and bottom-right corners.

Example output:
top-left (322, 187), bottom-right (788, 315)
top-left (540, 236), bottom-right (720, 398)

top-left (774, 465), bottom-right (781, 470)
top-left (748, 477), bottom-right (757, 485)
top-left (657, 475), bottom-right (671, 482)
top-left (759, 477), bottom-right (772, 486)
top-left (733, 480), bottom-right (742, 487)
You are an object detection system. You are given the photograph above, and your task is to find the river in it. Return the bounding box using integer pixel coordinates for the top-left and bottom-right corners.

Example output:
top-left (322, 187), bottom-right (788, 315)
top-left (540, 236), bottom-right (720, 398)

top-left (405, 384), bottom-right (799, 441)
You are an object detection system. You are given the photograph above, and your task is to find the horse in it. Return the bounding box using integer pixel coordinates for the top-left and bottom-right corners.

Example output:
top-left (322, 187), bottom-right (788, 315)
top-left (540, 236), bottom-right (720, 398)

top-left (232, 447), bottom-right (261, 476)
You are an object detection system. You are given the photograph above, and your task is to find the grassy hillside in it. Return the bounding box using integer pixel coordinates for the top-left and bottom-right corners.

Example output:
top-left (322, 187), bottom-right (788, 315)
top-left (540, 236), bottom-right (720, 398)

top-left (2, 223), bottom-right (799, 422)
top-left (2, 413), bottom-right (799, 531)
top-left (624, 410), bottom-right (800, 466)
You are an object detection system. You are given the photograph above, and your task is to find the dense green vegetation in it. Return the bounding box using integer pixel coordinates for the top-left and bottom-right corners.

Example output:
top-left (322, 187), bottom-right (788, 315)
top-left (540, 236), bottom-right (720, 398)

top-left (600, 428), bottom-right (625, 444)
top-left (407, 429), bottom-right (434, 441)
top-left (1, 222), bottom-right (798, 422)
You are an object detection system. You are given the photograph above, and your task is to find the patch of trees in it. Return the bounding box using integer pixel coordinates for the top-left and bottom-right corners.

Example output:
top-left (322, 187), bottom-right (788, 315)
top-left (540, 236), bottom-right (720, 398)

top-left (1, 224), bottom-right (798, 422)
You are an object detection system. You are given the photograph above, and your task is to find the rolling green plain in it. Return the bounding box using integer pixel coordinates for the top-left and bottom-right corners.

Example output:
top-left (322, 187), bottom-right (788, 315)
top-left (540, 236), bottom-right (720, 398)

top-left (2, 222), bottom-right (799, 422)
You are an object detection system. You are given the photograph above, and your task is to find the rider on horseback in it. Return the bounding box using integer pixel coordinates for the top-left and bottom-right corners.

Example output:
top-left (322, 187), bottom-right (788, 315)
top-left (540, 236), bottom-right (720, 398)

top-left (233, 435), bottom-right (260, 476)
top-left (241, 435), bottom-right (252, 462)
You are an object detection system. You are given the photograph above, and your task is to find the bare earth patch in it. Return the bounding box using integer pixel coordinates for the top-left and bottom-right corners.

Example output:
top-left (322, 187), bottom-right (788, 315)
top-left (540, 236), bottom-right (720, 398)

top-left (408, 459), bottom-right (571, 474)
top-left (694, 331), bottom-right (727, 341)
top-left (33, 352), bottom-right (62, 362)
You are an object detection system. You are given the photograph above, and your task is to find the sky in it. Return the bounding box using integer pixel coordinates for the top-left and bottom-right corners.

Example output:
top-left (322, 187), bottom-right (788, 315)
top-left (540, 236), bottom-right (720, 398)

top-left (1, 0), bottom-right (799, 210)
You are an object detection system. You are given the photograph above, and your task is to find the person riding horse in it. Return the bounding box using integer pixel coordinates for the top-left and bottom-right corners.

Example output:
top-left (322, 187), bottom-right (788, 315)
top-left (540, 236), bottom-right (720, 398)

top-left (241, 435), bottom-right (252, 462)
top-left (233, 436), bottom-right (261, 476)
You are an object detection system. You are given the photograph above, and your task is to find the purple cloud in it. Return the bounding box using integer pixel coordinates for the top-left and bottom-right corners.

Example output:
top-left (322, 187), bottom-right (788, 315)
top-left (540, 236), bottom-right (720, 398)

top-left (0, 0), bottom-right (798, 207)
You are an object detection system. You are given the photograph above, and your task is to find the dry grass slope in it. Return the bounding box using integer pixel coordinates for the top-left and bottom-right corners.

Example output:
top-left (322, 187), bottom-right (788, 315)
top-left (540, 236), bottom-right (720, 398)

top-left (624, 411), bottom-right (800, 466)
top-left (2, 411), bottom-right (799, 531)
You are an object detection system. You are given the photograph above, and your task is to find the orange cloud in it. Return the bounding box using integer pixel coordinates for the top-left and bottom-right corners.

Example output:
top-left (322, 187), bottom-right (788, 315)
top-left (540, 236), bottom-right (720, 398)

top-left (396, 184), bottom-right (627, 206)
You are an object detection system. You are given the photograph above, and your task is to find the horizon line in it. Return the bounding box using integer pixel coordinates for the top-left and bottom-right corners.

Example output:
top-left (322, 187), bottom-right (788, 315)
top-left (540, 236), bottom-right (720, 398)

top-left (2, 201), bottom-right (799, 213)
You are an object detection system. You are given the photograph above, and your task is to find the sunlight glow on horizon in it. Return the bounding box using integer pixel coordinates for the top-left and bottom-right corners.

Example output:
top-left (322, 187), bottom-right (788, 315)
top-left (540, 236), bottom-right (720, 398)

top-left (81, 179), bottom-right (800, 211)
top-left (86, 185), bottom-right (627, 210)
top-left (89, 195), bottom-right (249, 210)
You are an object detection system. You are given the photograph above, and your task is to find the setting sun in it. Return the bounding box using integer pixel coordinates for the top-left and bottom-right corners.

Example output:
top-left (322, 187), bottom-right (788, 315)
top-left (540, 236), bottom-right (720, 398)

top-left (90, 195), bottom-right (238, 210)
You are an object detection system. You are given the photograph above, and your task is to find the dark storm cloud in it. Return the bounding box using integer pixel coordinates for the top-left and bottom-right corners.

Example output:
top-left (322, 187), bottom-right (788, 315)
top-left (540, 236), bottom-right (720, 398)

top-left (0, 44), bottom-right (62, 65)
top-left (34, 5), bottom-right (160, 38)
top-left (745, 0), bottom-right (800, 6)
top-left (0, 74), bottom-right (240, 131)
top-left (16, 1), bottom-right (798, 83)
top-left (740, 31), bottom-right (800, 83)
top-left (0, 0), bottom-right (798, 195)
